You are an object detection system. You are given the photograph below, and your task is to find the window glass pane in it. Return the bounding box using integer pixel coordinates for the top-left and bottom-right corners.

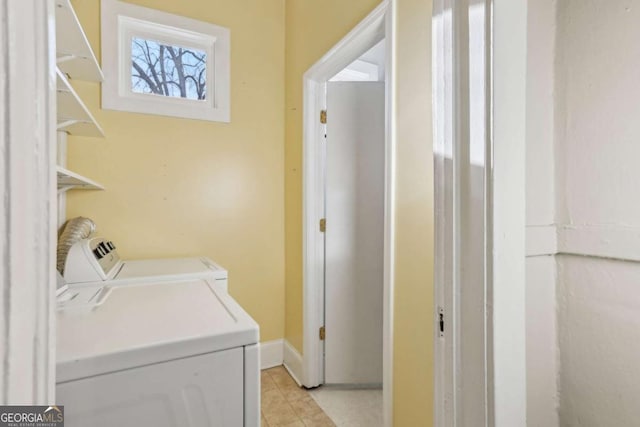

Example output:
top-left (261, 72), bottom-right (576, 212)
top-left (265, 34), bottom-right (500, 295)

top-left (131, 37), bottom-right (207, 100)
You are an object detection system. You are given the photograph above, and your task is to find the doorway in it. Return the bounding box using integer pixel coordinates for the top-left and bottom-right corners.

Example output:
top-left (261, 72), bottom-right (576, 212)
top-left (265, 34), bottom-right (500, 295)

top-left (301, 2), bottom-right (394, 426)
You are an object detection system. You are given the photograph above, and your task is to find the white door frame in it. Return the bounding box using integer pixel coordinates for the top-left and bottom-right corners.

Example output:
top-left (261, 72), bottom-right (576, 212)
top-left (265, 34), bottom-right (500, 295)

top-left (432, 0), bottom-right (527, 425)
top-left (433, 0), bottom-right (490, 423)
top-left (302, 0), bottom-right (394, 425)
top-left (0, 0), bottom-right (57, 403)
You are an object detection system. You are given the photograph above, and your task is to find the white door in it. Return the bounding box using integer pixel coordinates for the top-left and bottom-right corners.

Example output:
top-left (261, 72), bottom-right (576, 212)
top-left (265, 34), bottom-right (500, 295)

top-left (324, 82), bottom-right (385, 385)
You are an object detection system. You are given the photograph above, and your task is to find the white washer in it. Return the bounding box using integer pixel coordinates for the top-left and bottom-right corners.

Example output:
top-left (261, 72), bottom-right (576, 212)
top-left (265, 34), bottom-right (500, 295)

top-left (58, 236), bottom-right (229, 309)
top-left (56, 278), bottom-right (260, 427)
top-left (62, 236), bottom-right (228, 289)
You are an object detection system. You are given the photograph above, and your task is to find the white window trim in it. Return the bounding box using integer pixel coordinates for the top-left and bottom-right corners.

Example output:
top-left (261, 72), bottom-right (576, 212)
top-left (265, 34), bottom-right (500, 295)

top-left (101, 0), bottom-right (230, 122)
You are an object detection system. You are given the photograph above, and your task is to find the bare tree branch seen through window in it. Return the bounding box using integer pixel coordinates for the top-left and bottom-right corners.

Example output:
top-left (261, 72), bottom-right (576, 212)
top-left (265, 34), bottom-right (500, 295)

top-left (131, 37), bottom-right (207, 101)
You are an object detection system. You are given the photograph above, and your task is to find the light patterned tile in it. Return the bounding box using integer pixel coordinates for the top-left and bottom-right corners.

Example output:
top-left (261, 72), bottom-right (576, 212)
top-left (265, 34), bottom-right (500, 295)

top-left (269, 369), bottom-right (298, 389)
top-left (279, 384), bottom-right (309, 402)
top-left (261, 367), bottom-right (337, 427)
top-left (289, 396), bottom-right (324, 418)
top-left (262, 388), bottom-right (287, 412)
top-left (271, 420), bottom-right (305, 427)
top-left (263, 402), bottom-right (300, 426)
top-left (265, 366), bottom-right (287, 376)
top-left (301, 412), bottom-right (336, 427)
top-left (261, 413), bottom-right (270, 427)
top-left (262, 371), bottom-right (277, 392)
top-left (261, 370), bottom-right (273, 382)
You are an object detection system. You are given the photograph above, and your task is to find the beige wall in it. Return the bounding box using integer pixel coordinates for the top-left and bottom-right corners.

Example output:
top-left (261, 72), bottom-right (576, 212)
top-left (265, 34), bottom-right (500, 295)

top-left (67, 0), bottom-right (286, 343)
top-left (284, 0), bottom-right (434, 425)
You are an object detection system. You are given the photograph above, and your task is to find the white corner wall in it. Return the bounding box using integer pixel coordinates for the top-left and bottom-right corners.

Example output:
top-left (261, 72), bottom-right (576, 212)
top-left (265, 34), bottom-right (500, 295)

top-left (556, 0), bottom-right (640, 228)
top-left (557, 256), bottom-right (640, 426)
top-left (555, 1), bottom-right (640, 426)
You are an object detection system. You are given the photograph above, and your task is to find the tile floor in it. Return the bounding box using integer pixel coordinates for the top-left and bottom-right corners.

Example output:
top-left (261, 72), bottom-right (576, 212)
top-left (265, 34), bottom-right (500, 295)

top-left (261, 366), bottom-right (336, 427)
top-left (308, 387), bottom-right (383, 427)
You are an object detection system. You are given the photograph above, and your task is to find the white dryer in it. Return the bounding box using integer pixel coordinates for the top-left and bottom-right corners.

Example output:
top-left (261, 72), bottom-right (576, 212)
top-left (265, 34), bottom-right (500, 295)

top-left (56, 278), bottom-right (260, 427)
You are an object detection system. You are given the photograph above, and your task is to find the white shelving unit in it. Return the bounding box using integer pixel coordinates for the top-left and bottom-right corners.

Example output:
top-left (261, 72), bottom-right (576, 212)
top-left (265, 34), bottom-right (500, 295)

top-left (55, 0), bottom-right (104, 82)
top-left (55, 0), bottom-right (104, 216)
top-left (56, 68), bottom-right (104, 137)
top-left (57, 166), bottom-right (105, 193)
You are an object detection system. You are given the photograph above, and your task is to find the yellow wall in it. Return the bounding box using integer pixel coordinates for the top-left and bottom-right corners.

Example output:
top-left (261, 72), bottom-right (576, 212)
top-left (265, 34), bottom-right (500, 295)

top-left (66, 0), bottom-right (286, 343)
top-left (393, 0), bottom-right (434, 424)
top-left (284, 0), bottom-right (434, 425)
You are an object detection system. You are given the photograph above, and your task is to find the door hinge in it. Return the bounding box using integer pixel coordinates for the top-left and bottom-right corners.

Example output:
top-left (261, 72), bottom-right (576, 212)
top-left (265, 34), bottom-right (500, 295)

top-left (438, 306), bottom-right (445, 338)
top-left (319, 326), bottom-right (326, 341)
top-left (319, 218), bottom-right (326, 233)
top-left (320, 110), bottom-right (327, 124)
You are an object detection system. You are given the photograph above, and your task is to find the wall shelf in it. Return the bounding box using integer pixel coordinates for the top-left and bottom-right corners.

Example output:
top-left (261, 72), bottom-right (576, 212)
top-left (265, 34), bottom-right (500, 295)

top-left (56, 68), bottom-right (104, 138)
top-left (57, 166), bottom-right (105, 193)
top-left (54, 0), bottom-right (105, 222)
top-left (55, 0), bottom-right (104, 82)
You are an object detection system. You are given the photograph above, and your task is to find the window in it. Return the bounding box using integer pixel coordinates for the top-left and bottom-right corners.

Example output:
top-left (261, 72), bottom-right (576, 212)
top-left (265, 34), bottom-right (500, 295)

top-left (101, 0), bottom-right (230, 122)
top-left (131, 37), bottom-right (207, 100)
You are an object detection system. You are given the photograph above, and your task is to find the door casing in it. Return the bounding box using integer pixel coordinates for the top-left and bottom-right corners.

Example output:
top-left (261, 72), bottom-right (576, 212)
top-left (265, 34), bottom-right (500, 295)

top-left (0, 0), bottom-right (57, 403)
top-left (432, 0), bottom-right (528, 425)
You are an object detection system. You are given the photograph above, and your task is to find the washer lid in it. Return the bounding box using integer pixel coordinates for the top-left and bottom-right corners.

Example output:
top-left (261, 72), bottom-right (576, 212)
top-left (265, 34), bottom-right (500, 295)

top-left (57, 278), bottom-right (258, 383)
top-left (112, 257), bottom-right (227, 285)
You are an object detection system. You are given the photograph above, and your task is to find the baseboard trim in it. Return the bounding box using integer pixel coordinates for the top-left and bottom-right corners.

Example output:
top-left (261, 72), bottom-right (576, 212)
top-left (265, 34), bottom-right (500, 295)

top-left (283, 340), bottom-right (304, 387)
top-left (260, 339), bottom-right (284, 370)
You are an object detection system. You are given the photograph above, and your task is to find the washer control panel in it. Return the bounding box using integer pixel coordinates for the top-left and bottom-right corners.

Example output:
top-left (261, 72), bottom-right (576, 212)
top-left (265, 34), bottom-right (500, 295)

top-left (91, 239), bottom-right (117, 261)
top-left (64, 237), bottom-right (122, 284)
